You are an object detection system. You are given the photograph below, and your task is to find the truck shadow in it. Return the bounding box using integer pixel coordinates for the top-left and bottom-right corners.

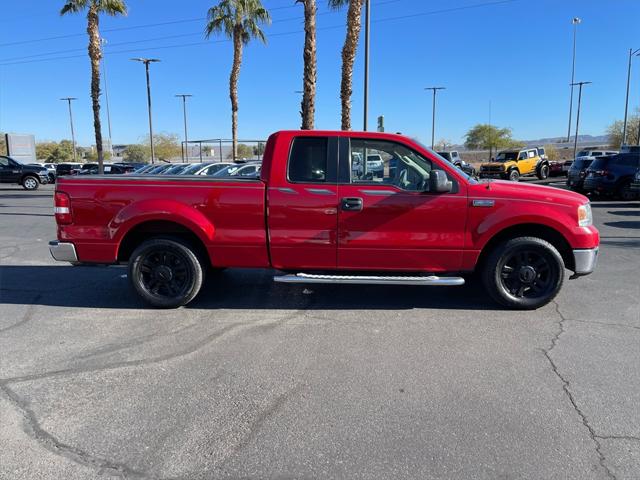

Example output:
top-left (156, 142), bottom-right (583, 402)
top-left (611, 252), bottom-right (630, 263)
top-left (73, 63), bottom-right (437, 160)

top-left (0, 265), bottom-right (497, 311)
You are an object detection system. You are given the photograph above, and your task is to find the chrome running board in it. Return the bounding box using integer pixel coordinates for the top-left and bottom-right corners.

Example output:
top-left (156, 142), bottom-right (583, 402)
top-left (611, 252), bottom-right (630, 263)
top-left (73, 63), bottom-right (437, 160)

top-left (273, 273), bottom-right (465, 286)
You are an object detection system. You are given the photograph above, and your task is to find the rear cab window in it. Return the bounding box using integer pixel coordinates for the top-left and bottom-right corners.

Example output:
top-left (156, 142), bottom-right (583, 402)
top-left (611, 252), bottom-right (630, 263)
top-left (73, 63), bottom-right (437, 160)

top-left (288, 137), bottom-right (329, 183)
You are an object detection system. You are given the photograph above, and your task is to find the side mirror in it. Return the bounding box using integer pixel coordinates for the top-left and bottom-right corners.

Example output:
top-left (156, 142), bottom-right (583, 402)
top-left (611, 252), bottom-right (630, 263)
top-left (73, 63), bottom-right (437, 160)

top-left (428, 170), bottom-right (453, 193)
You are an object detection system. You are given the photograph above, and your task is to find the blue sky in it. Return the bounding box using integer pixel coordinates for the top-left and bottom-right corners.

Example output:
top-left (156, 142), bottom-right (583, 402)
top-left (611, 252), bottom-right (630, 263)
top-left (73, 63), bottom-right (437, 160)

top-left (0, 0), bottom-right (638, 147)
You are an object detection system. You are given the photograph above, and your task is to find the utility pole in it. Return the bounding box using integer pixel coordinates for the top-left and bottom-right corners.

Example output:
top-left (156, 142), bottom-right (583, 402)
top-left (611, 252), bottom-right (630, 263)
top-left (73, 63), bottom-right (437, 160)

top-left (622, 48), bottom-right (640, 146)
top-left (425, 87), bottom-right (445, 150)
top-left (131, 58), bottom-right (160, 163)
top-left (60, 97), bottom-right (78, 162)
top-left (363, 0), bottom-right (370, 131)
top-left (101, 38), bottom-right (113, 157)
top-left (566, 17), bottom-right (581, 142)
top-left (571, 81), bottom-right (591, 160)
top-left (175, 94), bottom-right (192, 162)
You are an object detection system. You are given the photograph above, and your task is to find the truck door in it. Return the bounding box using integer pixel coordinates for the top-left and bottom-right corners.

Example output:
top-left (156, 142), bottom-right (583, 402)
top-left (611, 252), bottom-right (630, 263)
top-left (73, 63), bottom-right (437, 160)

top-left (336, 138), bottom-right (467, 272)
top-left (0, 156), bottom-right (21, 183)
top-left (267, 135), bottom-right (339, 270)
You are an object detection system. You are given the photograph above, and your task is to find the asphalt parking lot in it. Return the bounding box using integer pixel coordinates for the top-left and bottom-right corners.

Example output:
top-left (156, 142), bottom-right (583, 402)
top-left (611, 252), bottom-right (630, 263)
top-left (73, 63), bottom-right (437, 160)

top-left (1, 183), bottom-right (639, 480)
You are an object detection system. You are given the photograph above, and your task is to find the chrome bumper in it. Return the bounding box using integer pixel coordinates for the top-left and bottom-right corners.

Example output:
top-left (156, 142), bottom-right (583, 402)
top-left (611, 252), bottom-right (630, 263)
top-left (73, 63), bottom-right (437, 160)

top-left (49, 241), bottom-right (78, 263)
top-left (572, 247), bottom-right (598, 276)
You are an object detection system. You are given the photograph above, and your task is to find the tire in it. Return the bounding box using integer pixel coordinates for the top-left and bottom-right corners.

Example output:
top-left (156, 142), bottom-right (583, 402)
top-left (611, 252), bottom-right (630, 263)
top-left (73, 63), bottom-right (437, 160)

top-left (128, 237), bottom-right (204, 308)
top-left (536, 164), bottom-right (549, 180)
top-left (482, 236), bottom-right (565, 310)
top-left (22, 175), bottom-right (39, 190)
top-left (508, 169), bottom-right (520, 182)
top-left (618, 180), bottom-right (637, 201)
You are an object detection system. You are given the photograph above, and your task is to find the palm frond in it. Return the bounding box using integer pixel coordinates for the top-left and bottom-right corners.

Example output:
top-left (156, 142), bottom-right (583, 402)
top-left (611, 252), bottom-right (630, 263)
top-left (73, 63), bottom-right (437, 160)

top-left (327, 0), bottom-right (349, 10)
top-left (60, 0), bottom-right (89, 15)
top-left (205, 0), bottom-right (270, 43)
top-left (96, 0), bottom-right (128, 16)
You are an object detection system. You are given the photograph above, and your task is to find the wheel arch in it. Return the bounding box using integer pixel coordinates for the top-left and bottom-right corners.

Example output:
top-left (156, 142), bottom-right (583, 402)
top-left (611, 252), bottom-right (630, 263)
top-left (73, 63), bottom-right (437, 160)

top-left (476, 223), bottom-right (574, 272)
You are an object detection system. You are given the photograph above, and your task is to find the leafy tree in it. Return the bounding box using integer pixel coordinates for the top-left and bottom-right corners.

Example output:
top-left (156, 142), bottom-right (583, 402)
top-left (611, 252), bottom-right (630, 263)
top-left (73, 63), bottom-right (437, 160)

top-left (142, 133), bottom-right (181, 162)
top-left (607, 108), bottom-right (640, 148)
top-left (436, 138), bottom-right (453, 151)
top-left (297, 0), bottom-right (317, 129)
top-left (123, 144), bottom-right (149, 163)
top-left (228, 143), bottom-right (254, 159)
top-left (329, 0), bottom-right (364, 130)
top-left (464, 124), bottom-right (519, 159)
top-left (543, 144), bottom-right (559, 161)
top-left (60, 0), bottom-right (127, 174)
top-left (0, 133), bottom-right (6, 155)
top-left (205, 0), bottom-right (270, 161)
top-left (36, 140), bottom-right (77, 162)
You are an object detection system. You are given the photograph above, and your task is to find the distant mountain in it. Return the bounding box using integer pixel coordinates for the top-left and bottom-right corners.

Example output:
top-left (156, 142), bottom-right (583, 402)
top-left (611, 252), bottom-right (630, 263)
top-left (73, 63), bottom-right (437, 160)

top-left (521, 134), bottom-right (609, 146)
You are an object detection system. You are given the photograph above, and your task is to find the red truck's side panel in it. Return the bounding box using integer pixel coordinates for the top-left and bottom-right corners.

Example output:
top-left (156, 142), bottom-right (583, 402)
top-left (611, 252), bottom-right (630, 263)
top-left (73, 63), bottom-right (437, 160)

top-left (56, 178), bottom-right (270, 267)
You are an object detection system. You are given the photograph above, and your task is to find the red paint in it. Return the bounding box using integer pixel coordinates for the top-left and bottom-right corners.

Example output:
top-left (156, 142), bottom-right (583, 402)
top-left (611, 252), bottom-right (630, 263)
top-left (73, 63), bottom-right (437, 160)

top-left (55, 130), bottom-right (599, 274)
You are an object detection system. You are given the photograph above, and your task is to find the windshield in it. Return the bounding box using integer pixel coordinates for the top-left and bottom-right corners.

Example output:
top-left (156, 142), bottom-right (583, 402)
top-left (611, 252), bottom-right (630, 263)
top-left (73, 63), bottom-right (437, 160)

top-left (181, 163), bottom-right (206, 175)
top-left (495, 152), bottom-right (518, 162)
top-left (589, 158), bottom-right (610, 170)
top-left (577, 150), bottom-right (590, 157)
top-left (212, 164), bottom-right (242, 177)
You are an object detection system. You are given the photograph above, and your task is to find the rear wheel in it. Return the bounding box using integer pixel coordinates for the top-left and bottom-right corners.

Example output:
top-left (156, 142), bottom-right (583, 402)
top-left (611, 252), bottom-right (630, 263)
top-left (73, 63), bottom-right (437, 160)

top-left (129, 238), bottom-right (204, 308)
top-left (482, 237), bottom-right (564, 310)
top-left (22, 175), bottom-right (39, 190)
top-left (537, 164), bottom-right (549, 180)
top-left (508, 169), bottom-right (520, 182)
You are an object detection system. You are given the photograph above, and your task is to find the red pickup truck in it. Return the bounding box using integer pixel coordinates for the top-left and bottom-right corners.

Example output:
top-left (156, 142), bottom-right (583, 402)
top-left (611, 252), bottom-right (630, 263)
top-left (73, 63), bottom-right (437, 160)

top-left (49, 130), bottom-right (599, 310)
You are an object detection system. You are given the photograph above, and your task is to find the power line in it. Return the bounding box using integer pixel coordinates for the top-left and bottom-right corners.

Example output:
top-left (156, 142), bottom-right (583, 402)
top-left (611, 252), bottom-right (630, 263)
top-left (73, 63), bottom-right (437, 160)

top-left (0, 0), bottom-right (521, 67)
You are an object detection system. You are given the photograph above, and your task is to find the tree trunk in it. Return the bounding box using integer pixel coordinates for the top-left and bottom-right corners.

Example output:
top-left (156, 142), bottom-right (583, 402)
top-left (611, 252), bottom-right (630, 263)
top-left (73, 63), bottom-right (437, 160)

top-left (339, 0), bottom-right (364, 131)
top-left (301, 0), bottom-right (317, 130)
top-left (230, 26), bottom-right (243, 162)
top-left (87, 6), bottom-right (104, 173)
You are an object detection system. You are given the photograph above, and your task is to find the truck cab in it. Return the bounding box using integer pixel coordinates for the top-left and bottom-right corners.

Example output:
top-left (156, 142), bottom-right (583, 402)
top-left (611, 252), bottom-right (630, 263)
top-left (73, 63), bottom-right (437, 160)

top-left (479, 148), bottom-right (549, 181)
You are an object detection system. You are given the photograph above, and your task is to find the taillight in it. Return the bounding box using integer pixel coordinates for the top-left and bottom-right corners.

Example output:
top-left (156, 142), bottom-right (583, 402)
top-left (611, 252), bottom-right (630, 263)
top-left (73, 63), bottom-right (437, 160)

top-left (54, 192), bottom-right (73, 225)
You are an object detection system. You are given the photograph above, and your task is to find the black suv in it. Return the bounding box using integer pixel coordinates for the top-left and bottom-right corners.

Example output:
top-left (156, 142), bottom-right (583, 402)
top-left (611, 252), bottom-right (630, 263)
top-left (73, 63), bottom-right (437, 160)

top-left (566, 157), bottom-right (595, 193)
top-left (0, 155), bottom-right (49, 190)
top-left (583, 152), bottom-right (640, 200)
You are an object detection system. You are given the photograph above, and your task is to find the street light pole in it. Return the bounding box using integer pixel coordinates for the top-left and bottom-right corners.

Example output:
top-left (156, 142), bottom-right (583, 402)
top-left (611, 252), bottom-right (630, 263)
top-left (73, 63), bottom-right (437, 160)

top-left (571, 81), bottom-right (591, 160)
top-left (60, 97), bottom-right (78, 162)
top-left (622, 48), bottom-right (640, 146)
top-left (175, 94), bottom-right (192, 162)
top-left (425, 87), bottom-right (445, 150)
top-left (566, 17), bottom-right (581, 143)
top-left (101, 38), bottom-right (113, 157)
top-left (363, 0), bottom-right (370, 131)
top-left (131, 58), bottom-right (160, 163)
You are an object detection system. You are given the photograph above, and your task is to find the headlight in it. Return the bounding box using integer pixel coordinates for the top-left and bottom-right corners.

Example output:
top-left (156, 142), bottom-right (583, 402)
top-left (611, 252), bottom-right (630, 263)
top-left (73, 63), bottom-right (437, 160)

top-left (578, 203), bottom-right (592, 227)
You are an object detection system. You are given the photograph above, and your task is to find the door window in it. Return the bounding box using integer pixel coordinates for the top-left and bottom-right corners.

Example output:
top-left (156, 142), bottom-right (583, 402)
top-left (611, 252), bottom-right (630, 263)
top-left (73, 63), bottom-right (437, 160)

top-left (0, 157), bottom-right (9, 167)
top-left (518, 152), bottom-right (527, 160)
top-left (288, 137), bottom-right (328, 183)
top-left (349, 139), bottom-right (433, 192)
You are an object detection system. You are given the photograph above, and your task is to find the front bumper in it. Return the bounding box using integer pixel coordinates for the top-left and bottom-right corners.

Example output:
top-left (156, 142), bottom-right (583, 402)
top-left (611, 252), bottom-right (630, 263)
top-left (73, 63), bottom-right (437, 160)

top-left (49, 241), bottom-right (78, 263)
top-left (572, 247), bottom-right (598, 276)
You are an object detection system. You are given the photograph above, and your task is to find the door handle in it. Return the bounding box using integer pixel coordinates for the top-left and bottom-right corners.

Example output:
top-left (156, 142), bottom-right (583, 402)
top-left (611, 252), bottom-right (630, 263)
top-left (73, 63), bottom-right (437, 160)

top-left (341, 197), bottom-right (363, 212)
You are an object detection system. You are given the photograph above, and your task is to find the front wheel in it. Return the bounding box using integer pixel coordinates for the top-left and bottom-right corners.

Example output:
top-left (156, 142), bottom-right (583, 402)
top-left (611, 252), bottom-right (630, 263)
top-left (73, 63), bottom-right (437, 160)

top-left (129, 238), bottom-right (204, 308)
top-left (508, 169), bottom-right (520, 182)
top-left (22, 175), bottom-right (39, 190)
top-left (482, 237), bottom-right (565, 310)
top-left (537, 164), bottom-right (549, 180)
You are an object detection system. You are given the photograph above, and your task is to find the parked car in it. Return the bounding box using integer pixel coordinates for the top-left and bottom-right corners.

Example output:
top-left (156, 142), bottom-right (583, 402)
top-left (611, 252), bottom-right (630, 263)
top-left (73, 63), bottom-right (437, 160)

top-left (182, 162), bottom-right (235, 176)
top-left (350, 152), bottom-right (384, 178)
top-left (30, 162), bottom-right (57, 183)
top-left (583, 152), bottom-right (640, 200)
top-left (437, 151), bottom-right (476, 176)
top-left (133, 164), bottom-right (157, 174)
top-left (145, 164), bottom-right (174, 175)
top-left (562, 149), bottom-right (618, 173)
top-left (479, 147), bottom-right (549, 181)
top-left (212, 162), bottom-right (261, 178)
top-left (50, 130), bottom-right (599, 310)
top-left (0, 156), bottom-right (49, 190)
top-left (566, 157), bottom-right (595, 193)
top-left (78, 164), bottom-right (135, 175)
top-left (55, 163), bottom-right (83, 177)
top-left (161, 164), bottom-right (190, 175)
top-left (114, 162), bottom-right (147, 170)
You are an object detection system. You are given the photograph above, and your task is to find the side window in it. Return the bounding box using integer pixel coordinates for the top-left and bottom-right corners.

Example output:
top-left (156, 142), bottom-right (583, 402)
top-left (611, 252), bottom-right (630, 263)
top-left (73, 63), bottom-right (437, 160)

top-left (527, 150), bottom-right (536, 158)
top-left (288, 137), bottom-right (328, 183)
top-left (350, 139), bottom-right (433, 192)
top-left (518, 152), bottom-right (527, 160)
top-left (0, 157), bottom-right (9, 167)
top-left (593, 151), bottom-right (603, 156)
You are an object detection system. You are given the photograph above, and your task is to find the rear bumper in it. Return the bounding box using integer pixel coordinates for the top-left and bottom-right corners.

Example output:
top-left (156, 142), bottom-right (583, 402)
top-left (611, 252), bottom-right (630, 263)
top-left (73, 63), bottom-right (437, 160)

top-left (572, 247), bottom-right (598, 276)
top-left (49, 241), bottom-right (78, 263)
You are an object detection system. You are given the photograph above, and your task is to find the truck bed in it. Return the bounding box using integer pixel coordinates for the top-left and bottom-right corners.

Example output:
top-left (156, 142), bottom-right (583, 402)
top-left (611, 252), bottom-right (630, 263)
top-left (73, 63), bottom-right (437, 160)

top-left (55, 175), bottom-right (270, 267)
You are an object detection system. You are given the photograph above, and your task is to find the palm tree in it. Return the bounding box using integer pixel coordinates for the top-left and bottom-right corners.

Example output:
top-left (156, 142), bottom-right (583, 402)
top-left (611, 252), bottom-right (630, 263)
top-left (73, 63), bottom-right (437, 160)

top-left (60, 0), bottom-right (127, 175)
top-left (205, 0), bottom-right (270, 160)
top-left (297, 0), bottom-right (317, 130)
top-left (329, 0), bottom-right (364, 131)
